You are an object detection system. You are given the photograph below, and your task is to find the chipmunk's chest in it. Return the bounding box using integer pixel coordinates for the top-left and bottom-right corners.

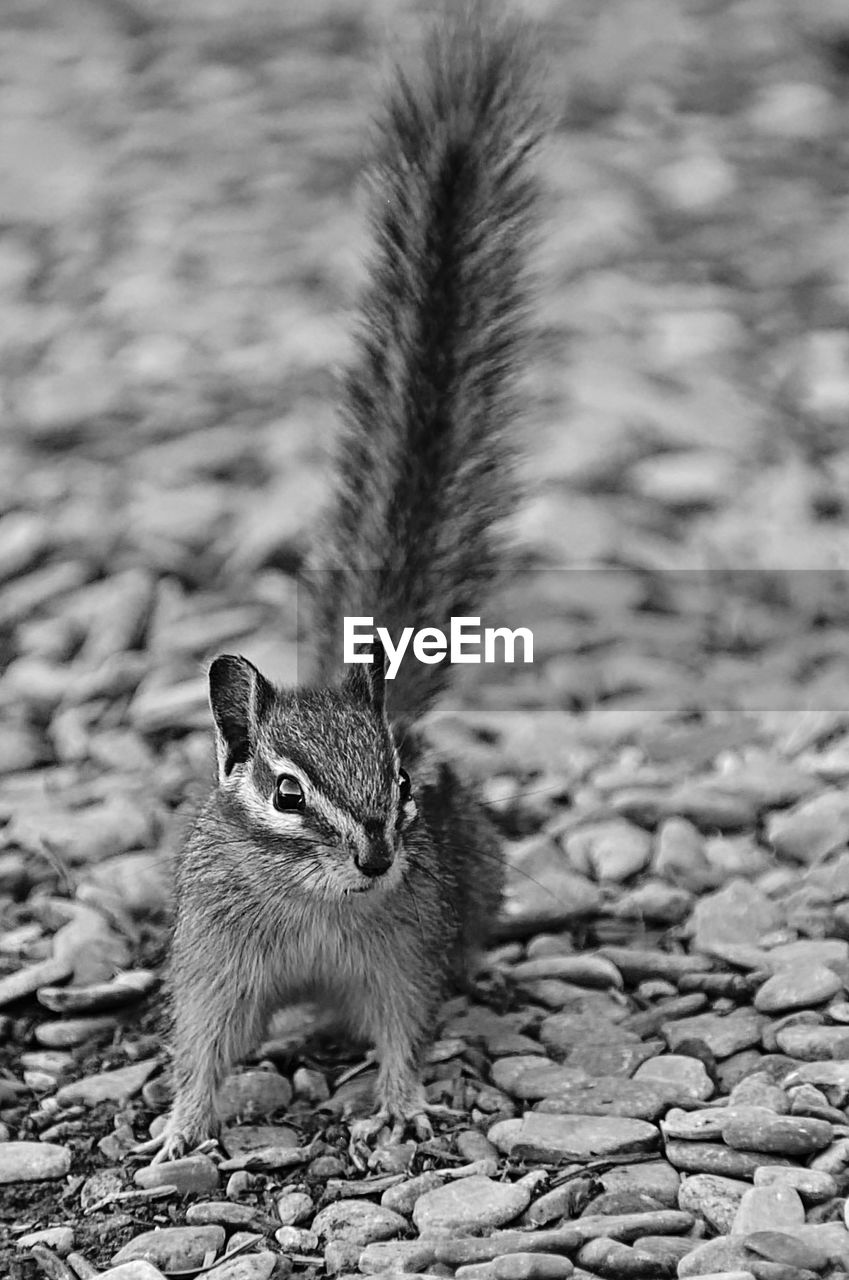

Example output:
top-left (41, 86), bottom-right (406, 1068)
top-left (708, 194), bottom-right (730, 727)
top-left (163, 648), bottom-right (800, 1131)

top-left (272, 895), bottom-right (393, 998)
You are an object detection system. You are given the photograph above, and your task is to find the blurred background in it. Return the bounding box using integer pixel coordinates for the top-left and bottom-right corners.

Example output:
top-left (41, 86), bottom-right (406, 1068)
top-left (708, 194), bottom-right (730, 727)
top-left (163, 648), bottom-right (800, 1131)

top-left (3, 0), bottom-right (849, 871)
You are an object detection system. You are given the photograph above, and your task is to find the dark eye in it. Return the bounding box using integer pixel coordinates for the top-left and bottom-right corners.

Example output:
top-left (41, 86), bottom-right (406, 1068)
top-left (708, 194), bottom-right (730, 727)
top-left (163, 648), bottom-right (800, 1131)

top-left (274, 774), bottom-right (305, 812)
top-left (399, 769), bottom-right (411, 804)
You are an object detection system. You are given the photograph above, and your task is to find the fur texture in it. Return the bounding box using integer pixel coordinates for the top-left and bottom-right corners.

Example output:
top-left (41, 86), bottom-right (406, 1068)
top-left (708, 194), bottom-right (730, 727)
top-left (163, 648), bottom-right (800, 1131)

top-left (152, 7), bottom-right (540, 1160)
top-left (309, 4), bottom-right (542, 725)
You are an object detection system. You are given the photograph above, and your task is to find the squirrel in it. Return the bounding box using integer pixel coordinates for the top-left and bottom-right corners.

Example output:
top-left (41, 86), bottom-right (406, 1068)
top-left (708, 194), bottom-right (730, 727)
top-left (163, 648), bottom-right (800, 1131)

top-left (139, 4), bottom-right (543, 1163)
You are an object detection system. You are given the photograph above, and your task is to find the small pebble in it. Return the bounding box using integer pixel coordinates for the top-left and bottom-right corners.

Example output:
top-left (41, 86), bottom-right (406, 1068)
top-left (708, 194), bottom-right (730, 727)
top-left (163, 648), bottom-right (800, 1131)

top-left (720, 1107), bottom-right (833, 1156)
top-left (218, 1070), bottom-right (292, 1120)
top-left (134, 1155), bottom-right (219, 1195)
top-left (413, 1175), bottom-right (534, 1235)
top-left (633, 1054), bottom-right (713, 1101)
top-left (753, 1165), bottom-right (837, 1202)
top-left (185, 1201), bottom-right (262, 1227)
top-left (731, 1184), bottom-right (805, 1235)
top-left (492, 1253), bottom-right (574, 1279)
top-left (754, 965), bottom-right (842, 1014)
top-left (15, 1226), bottom-right (74, 1255)
top-left (358, 1240), bottom-right (438, 1274)
top-left (312, 1199), bottom-right (407, 1246)
top-left (502, 1113), bottom-right (658, 1163)
top-left (275, 1226), bottom-right (319, 1252)
top-left (55, 1059), bottom-right (158, 1107)
top-left (0, 1141), bottom-right (71, 1183)
top-left (678, 1174), bottom-right (749, 1234)
top-left (112, 1225), bottom-right (225, 1270)
top-left (276, 1191), bottom-right (314, 1226)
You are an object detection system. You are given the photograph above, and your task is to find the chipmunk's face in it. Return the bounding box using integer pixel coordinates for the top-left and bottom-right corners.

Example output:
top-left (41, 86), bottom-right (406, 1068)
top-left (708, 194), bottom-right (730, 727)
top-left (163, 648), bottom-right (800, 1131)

top-left (207, 651), bottom-right (416, 899)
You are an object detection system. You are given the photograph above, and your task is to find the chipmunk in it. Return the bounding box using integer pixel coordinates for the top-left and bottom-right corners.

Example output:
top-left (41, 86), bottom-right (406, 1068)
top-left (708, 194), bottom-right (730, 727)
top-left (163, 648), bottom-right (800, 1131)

top-left (140, 4), bottom-right (542, 1163)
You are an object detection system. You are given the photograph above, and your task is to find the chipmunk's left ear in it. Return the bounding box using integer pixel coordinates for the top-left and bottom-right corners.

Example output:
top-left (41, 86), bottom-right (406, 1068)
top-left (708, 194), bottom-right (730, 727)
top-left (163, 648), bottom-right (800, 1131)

top-left (343, 637), bottom-right (386, 712)
top-left (209, 654), bottom-right (275, 780)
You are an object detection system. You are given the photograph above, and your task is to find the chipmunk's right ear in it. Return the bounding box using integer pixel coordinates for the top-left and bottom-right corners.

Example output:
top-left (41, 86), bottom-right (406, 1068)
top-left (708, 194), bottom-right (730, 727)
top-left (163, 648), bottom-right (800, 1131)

top-left (342, 638), bottom-right (387, 713)
top-left (208, 655), bottom-right (274, 780)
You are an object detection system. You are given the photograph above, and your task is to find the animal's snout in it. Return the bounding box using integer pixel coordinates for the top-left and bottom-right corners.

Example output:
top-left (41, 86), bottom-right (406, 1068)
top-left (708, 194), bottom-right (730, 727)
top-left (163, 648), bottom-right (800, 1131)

top-left (355, 838), bottom-right (394, 878)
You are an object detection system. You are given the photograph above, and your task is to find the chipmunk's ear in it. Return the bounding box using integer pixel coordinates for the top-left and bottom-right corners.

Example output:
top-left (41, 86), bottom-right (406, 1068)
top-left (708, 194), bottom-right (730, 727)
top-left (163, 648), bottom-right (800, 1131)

top-left (209, 655), bottom-right (274, 780)
top-left (342, 638), bottom-right (386, 713)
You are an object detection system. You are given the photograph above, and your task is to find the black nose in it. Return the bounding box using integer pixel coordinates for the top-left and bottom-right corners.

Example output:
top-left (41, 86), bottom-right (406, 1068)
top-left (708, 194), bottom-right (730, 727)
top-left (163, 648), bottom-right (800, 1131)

top-left (356, 841), bottom-right (394, 877)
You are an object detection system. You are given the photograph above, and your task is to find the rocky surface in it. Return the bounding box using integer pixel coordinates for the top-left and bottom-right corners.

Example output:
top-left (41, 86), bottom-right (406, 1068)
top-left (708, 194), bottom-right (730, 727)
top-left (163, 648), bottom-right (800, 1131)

top-left (5, 0), bottom-right (849, 1279)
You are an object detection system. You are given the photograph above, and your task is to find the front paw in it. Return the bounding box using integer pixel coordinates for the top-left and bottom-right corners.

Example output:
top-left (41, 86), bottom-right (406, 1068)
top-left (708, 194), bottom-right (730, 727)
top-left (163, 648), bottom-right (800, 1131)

top-left (132, 1117), bottom-right (216, 1165)
top-left (348, 1099), bottom-right (460, 1164)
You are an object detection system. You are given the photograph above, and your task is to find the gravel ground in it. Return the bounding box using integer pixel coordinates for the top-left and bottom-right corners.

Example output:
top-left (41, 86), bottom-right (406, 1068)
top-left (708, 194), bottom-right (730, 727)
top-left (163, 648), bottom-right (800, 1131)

top-left (5, 1), bottom-right (849, 1278)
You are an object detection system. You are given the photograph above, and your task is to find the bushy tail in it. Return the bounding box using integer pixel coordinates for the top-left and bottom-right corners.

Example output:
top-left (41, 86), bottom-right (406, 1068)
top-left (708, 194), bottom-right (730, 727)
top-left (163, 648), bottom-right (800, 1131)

top-left (310, 4), bottom-right (543, 724)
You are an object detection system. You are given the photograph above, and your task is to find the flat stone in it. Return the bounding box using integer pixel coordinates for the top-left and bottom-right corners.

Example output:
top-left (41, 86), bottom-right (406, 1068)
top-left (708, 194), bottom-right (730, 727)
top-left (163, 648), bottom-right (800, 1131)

top-left (55, 1059), bottom-right (158, 1107)
top-left (358, 1241), bottom-right (438, 1274)
top-left (677, 1237), bottom-right (766, 1278)
top-left (614, 879), bottom-right (692, 925)
top-left (663, 1010), bottom-right (764, 1059)
top-left (728, 1074), bottom-right (789, 1114)
top-left (664, 1141), bottom-right (790, 1180)
top-left (599, 1161), bottom-right (681, 1208)
top-left (525, 1183), bottom-right (587, 1226)
top-left (576, 1236), bottom-right (658, 1276)
top-left (221, 1123), bottom-right (300, 1154)
top-left (766, 790), bottom-right (849, 863)
top-left (38, 969), bottom-right (156, 1013)
top-left (538, 1013), bottom-right (637, 1061)
top-left (218, 1070), bottom-right (292, 1120)
top-left (565, 820), bottom-right (651, 882)
top-left (667, 781), bottom-right (757, 832)
top-left (382, 1171), bottom-right (448, 1217)
top-left (752, 1165), bottom-right (837, 1202)
top-left (775, 1023), bottom-right (849, 1059)
top-left (731, 1184), bottom-right (805, 1235)
top-left (754, 965), bottom-right (843, 1013)
top-left (810, 1135), bottom-right (849, 1175)
top-left (15, 1226), bottom-right (74, 1255)
top-left (134, 1155), bottom-right (219, 1195)
top-left (509, 955), bottom-right (623, 988)
top-left (492, 1253), bottom-right (574, 1279)
top-left (721, 1107), bottom-right (833, 1156)
top-left (484, 1032), bottom-right (546, 1058)
top-left (112, 1226), bottom-right (225, 1270)
top-left (312, 1199), bottom-right (406, 1246)
top-left (691, 880), bottom-right (782, 955)
top-left (783, 1059), bottom-right (849, 1101)
top-left (597, 947), bottom-right (712, 984)
top-left (491, 1058), bottom-right (586, 1098)
top-left (185, 1202), bottom-right (263, 1227)
top-left (505, 1113), bottom-right (658, 1163)
top-left (98, 1266), bottom-right (168, 1280)
top-left (653, 817), bottom-right (715, 891)
top-left (412, 1176), bottom-right (533, 1236)
top-left (678, 1174), bottom-right (749, 1234)
top-left (430, 1211), bottom-right (693, 1266)
top-left (633, 1055), bottom-right (713, 1101)
top-left (676, 1273), bottom-right (755, 1280)
top-left (797, 1222), bottom-right (849, 1268)
top-left (532, 1077), bottom-right (667, 1121)
top-left (661, 1107), bottom-right (726, 1142)
top-left (744, 1231), bottom-right (830, 1273)
top-left (276, 1190), bottom-right (314, 1225)
top-left (0, 1141), bottom-right (71, 1183)
top-left (34, 1014), bottom-right (120, 1047)
top-left (195, 1255), bottom-right (277, 1280)
top-left (764, 938), bottom-right (849, 970)
top-left (566, 1041), bottom-right (657, 1077)
top-left (219, 1145), bottom-right (310, 1173)
top-left (716, 1051), bottom-right (767, 1094)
